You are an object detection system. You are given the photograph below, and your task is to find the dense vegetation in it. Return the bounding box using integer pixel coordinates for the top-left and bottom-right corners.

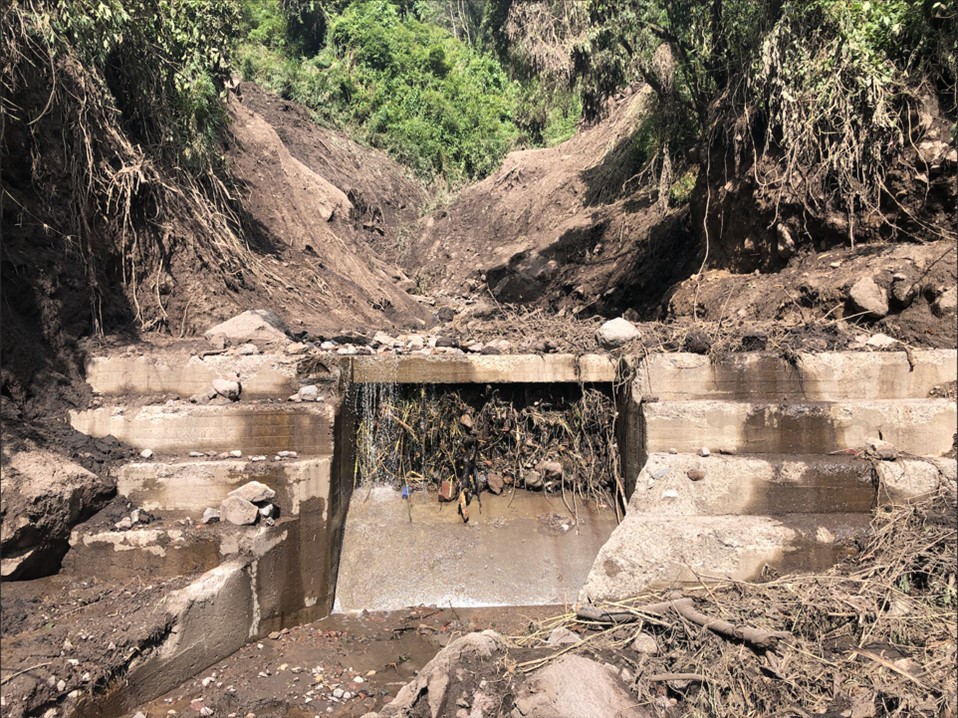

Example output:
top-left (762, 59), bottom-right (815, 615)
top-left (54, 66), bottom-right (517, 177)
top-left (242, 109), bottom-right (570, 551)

top-left (502, 0), bottom-right (956, 238)
top-left (1, 0), bottom-right (248, 336)
top-left (239, 1), bottom-right (509, 183)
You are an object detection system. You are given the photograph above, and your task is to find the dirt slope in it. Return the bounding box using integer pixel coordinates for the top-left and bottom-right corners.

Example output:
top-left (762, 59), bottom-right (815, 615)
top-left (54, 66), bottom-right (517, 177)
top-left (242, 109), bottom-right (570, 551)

top-left (226, 90), bottom-right (430, 333)
top-left (408, 86), bottom-right (699, 318)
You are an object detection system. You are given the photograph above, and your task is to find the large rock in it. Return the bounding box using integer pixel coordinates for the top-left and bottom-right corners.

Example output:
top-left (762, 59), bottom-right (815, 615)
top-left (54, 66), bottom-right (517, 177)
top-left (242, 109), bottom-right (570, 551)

top-left (379, 631), bottom-right (508, 718)
top-left (596, 318), bottom-right (640, 349)
top-left (219, 495), bottom-right (259, 525)
top-left (934, 286), bottom-right (957, 316)
top-left (228, 480), bottom-right (276, 504)
top-left (1, 449), bottom-right (114, 580)
top-left (512, 654), bottom-right (649, 718)
top-left (204, 310), bottom-right (289, 347)
top-left (847, 277), bottom-right (889, 319)
top-left (212, 378), bottom-right (242, 401)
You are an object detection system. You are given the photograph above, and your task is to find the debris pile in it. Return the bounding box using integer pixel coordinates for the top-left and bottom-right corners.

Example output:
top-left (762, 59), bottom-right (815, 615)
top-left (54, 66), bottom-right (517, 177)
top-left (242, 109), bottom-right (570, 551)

top-left (354, 385), bottom-right (625, 510)
top-left (518, 487), bottom-right (958, 717)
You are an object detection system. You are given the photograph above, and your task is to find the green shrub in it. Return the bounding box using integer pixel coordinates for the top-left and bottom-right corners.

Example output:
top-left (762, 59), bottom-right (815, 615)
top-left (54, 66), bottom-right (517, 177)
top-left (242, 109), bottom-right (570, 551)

top-left (240, 0), bottom-right (520, 184)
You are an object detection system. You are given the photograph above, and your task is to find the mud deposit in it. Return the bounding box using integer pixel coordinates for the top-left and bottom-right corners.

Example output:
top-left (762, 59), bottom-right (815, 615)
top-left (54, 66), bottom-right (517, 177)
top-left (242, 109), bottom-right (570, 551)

top-left (128, 606), bottom-right (558, 718)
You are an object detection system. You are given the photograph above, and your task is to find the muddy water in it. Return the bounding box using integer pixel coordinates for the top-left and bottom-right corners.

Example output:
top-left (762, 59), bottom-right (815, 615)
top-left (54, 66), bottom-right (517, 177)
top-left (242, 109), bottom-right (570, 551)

top-left (132, 605), bottom-right (559, 718)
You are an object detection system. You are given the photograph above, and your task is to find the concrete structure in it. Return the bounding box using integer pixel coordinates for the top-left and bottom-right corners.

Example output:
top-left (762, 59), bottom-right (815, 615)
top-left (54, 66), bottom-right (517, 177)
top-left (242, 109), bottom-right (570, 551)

top-left (348, 353), bottom-right (617, 384)
top-left (69, 403), bottom-right (335, 455)
top-left (62, 346), bottom-right (957, 713)
top-left (85, 352), bottom-right (301, 398)
top-left (582, 350), bottom-right (957, 602)
top-left (335, 487), bottom-right (617, 611)
top-left (634, 350), bottom-right (957, 401)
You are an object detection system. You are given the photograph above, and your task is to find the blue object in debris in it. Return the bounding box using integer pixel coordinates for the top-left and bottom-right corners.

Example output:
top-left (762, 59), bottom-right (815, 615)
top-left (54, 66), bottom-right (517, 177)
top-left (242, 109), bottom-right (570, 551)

top-left (401, 485), bottom-right (410, 499)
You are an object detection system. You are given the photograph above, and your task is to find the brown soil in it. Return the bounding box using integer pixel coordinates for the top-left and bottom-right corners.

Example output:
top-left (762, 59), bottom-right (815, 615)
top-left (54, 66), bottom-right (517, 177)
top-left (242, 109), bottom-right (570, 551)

top-left (0, 574), bottom-right (190, 718)
top-left (409, 86), bottom-right (699, 318)
top-left (127, 606), bottom-right (557, 718)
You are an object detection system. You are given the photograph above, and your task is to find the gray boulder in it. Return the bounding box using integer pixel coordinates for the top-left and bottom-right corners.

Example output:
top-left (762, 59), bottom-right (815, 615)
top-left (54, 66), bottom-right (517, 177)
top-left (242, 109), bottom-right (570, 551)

top-left (219, 495), bottom-right (259, 525)
top-left (512, 654), bottom-right (649, 717)
top-left (379, 631), bottom-right (508, 718)
top-left (848, 277), bottom-right (889, 319)
top-left (228, 480), bottom-right (276, 504)
top-left (212, 377), bottom-right (242, 401)
top-left (1, 449), bottom-right (114, 580)
top-left (204, 309), bottom-right (289, 347)
top-left (596, 318), bottom-right (640, 349)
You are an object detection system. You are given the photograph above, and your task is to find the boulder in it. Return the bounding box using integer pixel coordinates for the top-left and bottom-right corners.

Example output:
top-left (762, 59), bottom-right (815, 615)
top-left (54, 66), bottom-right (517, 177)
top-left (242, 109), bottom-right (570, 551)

top-left (595, 318), bottom-right (639, 349)
top-left (934, 286), bottom-right (957, 316)
top-left (204, 309), bottom-right (289, 347)
top-left (219, 495), bottom-right (259, 525)
top-left (201, 507), bottom-right (220, 524)
top-left (212, 378), bottom-right (242, 401)
top-left (524, 470), bottom-right (543, 489)
top-left (298, 384), bottom-right (320, 402)
top-left (228, 481), bottom-right (276, 504)
top-left (379, 631), bottom-right (508, 718)
top-left (848, 277), bottom-right (889, 319)
top-left (511, 654), bottom-right (648, 717)
top-left (866, 437), bottom-right (899, 461)
top-left (1, 449), bottom-right (114, 580)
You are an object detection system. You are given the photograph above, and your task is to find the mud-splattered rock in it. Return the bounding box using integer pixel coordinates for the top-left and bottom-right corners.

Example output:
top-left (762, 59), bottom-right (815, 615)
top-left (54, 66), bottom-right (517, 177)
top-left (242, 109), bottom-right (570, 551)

top-left (595, 318), bottom-right (639, 349)
top-left (219, 495), bottom-right (259, 525)
top-left (204, 309), bottom-right (289, 347)
top-left (212, 378), bottom-right (242, 401)
top-left (934, 286), bottom-right (957, 316)
top-left (229, 481), bottom-right (276, 504)
top-left (298, 385), bottom-right (320, 402)
top-left (379, 631), bottom-right (508, 718)
top-left (511, 654), bottom-right (649, 717)
top-left (848, 277), bottom-right (889, 319)
top-left (523, 470), bottom-right (543, 489)
top-left (1, 449), bottom-right (114, 580)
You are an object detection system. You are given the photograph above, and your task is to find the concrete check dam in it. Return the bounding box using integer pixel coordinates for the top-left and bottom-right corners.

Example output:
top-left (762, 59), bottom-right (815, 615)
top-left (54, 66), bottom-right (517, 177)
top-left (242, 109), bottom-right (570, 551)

top-left (64, 346), bottom-right (957, 715)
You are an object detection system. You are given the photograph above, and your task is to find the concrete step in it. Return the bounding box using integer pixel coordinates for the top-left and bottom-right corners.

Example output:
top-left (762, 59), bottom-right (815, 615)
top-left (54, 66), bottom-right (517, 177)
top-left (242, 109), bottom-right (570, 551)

top-left (634, 350), bottom-right (957, 401)
top-left (643, 399), bottom-right (956, 456)
top-left (85, 352), bottom-right (309, 398)
top-left (69, 402), bottom-right (336, 456)
top-left (116, 457), bottom-right (332, 516)
top-left (580, 512), bottom-right (872, 602)
top-left (630, 453), bottom-right (877, 515)
top-left (334, 487), bottom-right (618, 611)
top-left (65, 523), bottom-right (223, 580)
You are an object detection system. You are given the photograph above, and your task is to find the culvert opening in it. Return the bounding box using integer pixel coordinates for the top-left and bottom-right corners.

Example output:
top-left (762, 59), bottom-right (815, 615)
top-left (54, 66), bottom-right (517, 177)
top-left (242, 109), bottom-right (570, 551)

top-left (333, 380), bottom-right (626, 612)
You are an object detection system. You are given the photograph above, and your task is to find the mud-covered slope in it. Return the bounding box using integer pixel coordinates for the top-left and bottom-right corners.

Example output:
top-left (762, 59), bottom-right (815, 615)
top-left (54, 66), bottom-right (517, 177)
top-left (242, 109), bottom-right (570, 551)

top-left (226, 90), bottom-right (430, 333)
top-left (409, 86), bottom-right (699, 318)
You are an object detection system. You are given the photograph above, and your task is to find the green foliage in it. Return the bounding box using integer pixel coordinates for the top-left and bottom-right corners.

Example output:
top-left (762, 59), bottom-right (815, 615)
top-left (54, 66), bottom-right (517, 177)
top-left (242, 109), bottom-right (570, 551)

top-left (239, 0), bottom-right (519, 184)
top-left (571, 0), bottom-right (956, 229)
top-left (52, 0), bottom-right (239, 172)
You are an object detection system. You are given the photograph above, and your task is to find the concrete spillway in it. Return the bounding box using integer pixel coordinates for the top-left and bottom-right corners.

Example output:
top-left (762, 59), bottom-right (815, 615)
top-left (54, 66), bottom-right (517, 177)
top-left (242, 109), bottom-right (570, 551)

top-left (335, 487), bottom-right (617, 611)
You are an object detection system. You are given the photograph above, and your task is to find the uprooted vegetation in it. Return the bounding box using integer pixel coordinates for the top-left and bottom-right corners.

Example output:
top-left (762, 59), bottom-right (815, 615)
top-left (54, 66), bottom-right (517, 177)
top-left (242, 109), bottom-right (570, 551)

top-left (0, 0), bottom-right (260, 412)
top-left (551, 488), bottom-right (958, 717)
top-left (353, 384), bottom-right (625, 512)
